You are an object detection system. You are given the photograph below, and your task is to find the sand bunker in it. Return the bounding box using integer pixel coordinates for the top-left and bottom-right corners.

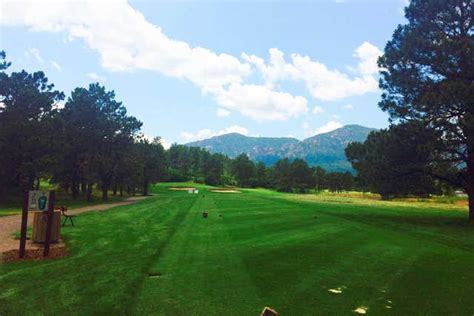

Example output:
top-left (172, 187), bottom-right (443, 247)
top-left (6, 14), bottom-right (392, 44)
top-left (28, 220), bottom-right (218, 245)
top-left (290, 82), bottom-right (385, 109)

top-left (210, 189), bottom-right (241, 193)
top-left (168, 187), bottom-right (197, 191)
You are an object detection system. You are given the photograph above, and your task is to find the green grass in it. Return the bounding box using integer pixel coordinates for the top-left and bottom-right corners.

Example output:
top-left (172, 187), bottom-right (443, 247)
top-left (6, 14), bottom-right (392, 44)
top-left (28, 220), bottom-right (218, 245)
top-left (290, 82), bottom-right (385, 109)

top-left (12, 227), bottom-right (32, 240)
top-left (1, 183), bottom-right (473, 315)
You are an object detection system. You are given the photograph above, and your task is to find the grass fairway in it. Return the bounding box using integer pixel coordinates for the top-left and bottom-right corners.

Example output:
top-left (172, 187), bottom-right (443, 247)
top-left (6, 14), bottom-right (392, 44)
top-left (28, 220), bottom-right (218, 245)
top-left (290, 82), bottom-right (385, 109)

top-left (1, 184), bottom-right (473, 315)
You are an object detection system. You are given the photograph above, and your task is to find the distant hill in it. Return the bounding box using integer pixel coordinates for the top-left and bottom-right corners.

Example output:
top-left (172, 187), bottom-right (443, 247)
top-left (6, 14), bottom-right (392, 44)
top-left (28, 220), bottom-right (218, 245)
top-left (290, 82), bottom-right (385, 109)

top-left (186, 124), bottom-right (376, 172)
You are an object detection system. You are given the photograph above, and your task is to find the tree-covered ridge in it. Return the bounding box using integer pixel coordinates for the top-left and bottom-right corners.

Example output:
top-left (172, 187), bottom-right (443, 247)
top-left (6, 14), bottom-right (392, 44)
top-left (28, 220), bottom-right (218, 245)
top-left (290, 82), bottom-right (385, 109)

top-left (187, 133), bottom-right (299, 166)
top-left (186, 125), bottom-right (376, 171)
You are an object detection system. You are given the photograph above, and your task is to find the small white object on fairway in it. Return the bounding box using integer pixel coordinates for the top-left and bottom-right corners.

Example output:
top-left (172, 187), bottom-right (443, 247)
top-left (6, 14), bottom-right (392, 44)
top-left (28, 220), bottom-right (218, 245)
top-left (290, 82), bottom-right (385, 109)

top-left (328, 286), bottom-right (346, 294)
top-left (328, 288), bottom-right (343, 294)
top-left (354, 306), bottom-right (368, 314)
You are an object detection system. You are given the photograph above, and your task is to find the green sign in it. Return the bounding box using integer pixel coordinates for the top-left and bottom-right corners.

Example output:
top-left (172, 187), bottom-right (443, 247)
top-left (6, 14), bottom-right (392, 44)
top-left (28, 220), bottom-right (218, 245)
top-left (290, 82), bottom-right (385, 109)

top-left (28, 191), bottom-right (50, 211)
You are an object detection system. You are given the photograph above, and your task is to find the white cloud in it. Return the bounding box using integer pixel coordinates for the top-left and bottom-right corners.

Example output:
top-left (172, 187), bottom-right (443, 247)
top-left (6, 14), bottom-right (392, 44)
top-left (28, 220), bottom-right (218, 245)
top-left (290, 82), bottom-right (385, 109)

top-left (303, 120), bottom-right (343, 137)
top-left (159, 138), bottom-right (171, 150)
top-left (2, 0), bottom-right (380, 121)
top-left (343, 104), bottom-right (353, 110)
top-left (216, 108), bottom-right (230, 117)
top-left (241, 48), bottom-right (299, 89)
top-left (141, 134), bottom-right (171, 149)
top-left (354, 42), bottom-right (382, 77)
top-left (1, 0), bottom-right (249, 92)
top-left (86, 72), bottom-right (106, 82)
top-left (181, 125), bottom-right (250, 142)
top-left (243, 42), bottom-right (382, 101)
top-left (24, 48), bottom-right (43, 63)
top-left (50, 60), bottom-right (61, 71)
top-left (213, 83), bottom-right (308, 121)
top-left (312, 106), bottom-right (324, 114)
top-left (314, 120), bottom-right (343, 135)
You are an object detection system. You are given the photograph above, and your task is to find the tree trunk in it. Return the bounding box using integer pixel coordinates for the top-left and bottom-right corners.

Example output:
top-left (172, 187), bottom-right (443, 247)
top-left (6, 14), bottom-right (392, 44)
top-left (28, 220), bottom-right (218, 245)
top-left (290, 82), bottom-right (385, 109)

top-left (27, 175), bottom-right (35, 191)
top-left (35, 177), bottom-right (40, 190)
top-left (102, 187), bottom-right (108, 201)
top-left (86, 182), bottom-right (93, 202)
top-left (71, 178), bottom-right (79, 200)
top-left (80, 181), bottom-right (87, 196)
top-left (468, 188), bottom-right (474, 221)
top-left (467, 153), bottom-right (474, 221)
top-left (143, 178), bottom-right (149, 196)
top-left (119, 185), bottom-right (123, 197)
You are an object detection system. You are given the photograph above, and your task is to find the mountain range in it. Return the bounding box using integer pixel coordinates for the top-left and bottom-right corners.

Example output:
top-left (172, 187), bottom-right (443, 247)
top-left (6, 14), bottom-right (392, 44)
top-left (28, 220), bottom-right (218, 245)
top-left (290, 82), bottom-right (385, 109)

top-left (186, 124), bottom-right (376, 172)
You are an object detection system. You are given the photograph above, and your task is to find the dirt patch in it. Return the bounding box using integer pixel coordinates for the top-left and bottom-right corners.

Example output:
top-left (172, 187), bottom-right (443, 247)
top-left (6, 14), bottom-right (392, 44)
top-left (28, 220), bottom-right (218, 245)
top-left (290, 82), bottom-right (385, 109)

top-left (168, 187), bottom-right (197, 191)
top-left (210, 189), bottom-right (241, 193)
top-left (455, 200), bottom-right (468, 207)
top-left (2, 246), bottom-right (68, 263)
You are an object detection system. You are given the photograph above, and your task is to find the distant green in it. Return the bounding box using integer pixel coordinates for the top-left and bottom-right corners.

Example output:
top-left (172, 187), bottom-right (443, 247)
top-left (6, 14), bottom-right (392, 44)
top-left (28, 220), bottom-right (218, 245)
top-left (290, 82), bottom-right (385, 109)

top-left (1, 183), bottom-right (473, 315)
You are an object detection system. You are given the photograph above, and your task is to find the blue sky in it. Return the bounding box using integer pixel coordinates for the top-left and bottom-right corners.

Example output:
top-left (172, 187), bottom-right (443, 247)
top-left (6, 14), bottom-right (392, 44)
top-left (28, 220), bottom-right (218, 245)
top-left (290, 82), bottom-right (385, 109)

top-left (0, 0), bottom-right (407, 147)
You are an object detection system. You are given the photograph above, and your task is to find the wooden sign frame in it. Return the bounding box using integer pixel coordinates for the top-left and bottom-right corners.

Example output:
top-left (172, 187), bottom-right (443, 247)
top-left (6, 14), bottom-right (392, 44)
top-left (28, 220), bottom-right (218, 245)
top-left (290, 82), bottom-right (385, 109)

top-left (19, 190), bottom-right (56, 258)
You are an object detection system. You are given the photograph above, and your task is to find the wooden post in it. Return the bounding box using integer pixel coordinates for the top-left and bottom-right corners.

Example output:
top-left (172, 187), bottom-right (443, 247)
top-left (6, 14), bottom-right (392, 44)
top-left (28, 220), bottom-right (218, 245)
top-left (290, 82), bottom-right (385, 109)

top-left (19, 192), bottom-right (29, 258)
top-left (43, 191), bottom-right (56, 257)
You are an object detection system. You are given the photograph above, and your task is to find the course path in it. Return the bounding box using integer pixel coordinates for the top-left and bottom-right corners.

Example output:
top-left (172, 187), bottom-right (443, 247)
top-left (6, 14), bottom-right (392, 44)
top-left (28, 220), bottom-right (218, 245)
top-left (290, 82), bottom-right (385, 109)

top-left (0, 196), bottom-right (148, 256)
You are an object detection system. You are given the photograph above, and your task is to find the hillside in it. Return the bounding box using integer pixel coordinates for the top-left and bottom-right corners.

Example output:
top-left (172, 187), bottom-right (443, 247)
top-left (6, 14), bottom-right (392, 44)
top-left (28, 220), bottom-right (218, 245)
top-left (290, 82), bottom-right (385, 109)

top-left (186, 124), bottom-right (376, 171)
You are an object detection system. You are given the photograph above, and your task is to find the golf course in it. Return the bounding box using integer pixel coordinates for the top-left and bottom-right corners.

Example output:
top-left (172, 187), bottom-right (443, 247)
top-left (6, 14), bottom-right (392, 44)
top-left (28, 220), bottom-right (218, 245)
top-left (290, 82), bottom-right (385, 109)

top-left (1, 183), bottom-right (472, 315)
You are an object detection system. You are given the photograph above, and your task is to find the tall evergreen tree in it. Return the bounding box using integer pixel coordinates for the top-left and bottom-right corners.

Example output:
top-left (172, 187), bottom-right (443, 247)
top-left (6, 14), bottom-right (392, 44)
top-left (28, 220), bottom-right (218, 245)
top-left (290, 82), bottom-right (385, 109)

top-left (58, 83), bottom-right (141, 201)
top-left (231, 154), bottom-right (255, 187)
top-left (291, 159), bottom-right (314, 193)
top-left (274, 158), bottom-right (293, 192)
top-left (0, 52), bottom-right (64, 196)
top-left (346, 123), bottom-right (442, 199)
top-left (135, 137), bottom-right (166, 196)
top-left (379, 0), bottom-right (474, 218)
top-left (202, 153), bottom-right (224, 186)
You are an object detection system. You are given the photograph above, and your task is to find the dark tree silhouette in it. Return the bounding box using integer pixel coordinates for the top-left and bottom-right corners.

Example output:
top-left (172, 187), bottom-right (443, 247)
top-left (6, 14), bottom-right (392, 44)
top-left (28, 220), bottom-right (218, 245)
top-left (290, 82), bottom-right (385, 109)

top-left (378, 0), bottom-right (474, 218)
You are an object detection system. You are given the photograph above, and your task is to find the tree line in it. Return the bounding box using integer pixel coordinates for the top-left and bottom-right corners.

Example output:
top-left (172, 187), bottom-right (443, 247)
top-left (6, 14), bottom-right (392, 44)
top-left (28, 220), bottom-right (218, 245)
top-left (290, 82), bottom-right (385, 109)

top-left (0, 52), bottom-right (165, 201)
top-left (166, 149), bottom-right (358, 193)
top-left (0, 51), bottom-right (358, 202)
